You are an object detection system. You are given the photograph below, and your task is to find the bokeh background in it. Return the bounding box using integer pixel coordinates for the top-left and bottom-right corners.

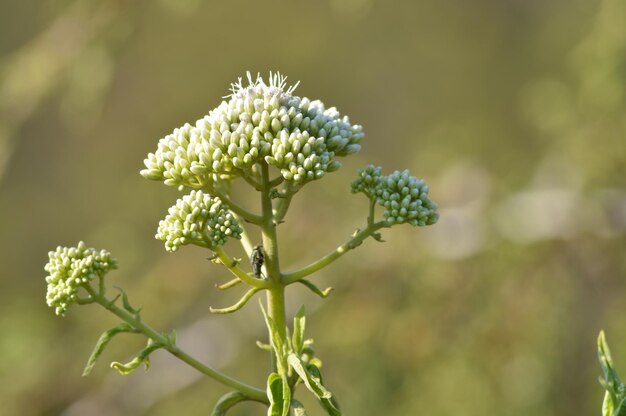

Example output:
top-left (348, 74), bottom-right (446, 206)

top-left (1, 0), bottom-right (625, 415)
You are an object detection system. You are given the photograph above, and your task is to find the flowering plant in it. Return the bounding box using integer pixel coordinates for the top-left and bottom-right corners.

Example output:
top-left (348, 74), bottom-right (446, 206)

top-left (44, 72), bottom-right (438, 415)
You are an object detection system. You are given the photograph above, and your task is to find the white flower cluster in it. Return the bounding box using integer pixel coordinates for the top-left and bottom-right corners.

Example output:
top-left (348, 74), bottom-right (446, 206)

top-left (141, 72), bottom-right (364, 187)
top-left (44, 242), bottom-right (117, 316)
top-left (351, 165), bottom-right (439, 226)
top-left (156, 190), bottom-right (242, 251)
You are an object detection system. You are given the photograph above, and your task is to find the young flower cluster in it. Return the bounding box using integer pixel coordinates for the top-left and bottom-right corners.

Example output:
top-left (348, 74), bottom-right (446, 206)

top-left (352, 165), bottom-right (439, 226)
top-left (44, 242), bottom-right (118, 316)
top-left (140, 72), bottom-right (364, 187)
top-left (156, 190), bottom-right (242, 252)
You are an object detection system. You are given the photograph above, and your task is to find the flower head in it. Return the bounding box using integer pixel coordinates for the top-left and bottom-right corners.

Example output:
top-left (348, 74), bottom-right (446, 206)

top-left (44, 242), bottom-right (117, 316)
top-left (141, 72), bottom-right (364, 187)
top-left (352, 165), bottom-right (439, 226)
top-left (156, 190), bottom-right (242, 251)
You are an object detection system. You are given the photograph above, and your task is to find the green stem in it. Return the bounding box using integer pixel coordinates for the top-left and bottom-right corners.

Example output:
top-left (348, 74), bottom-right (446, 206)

top-left (282, 222), bottom-right (387, 284)
top-left (85, 286), bottom-right (268, 403)
top-left (260, 163), bottom-right (288, 374)
top-left (205, 184), bottom-right (262, 224)
top-left (212, 246), bottom-right (270, 289)
top-left (273, 183), bottom-right (298, 223)
top-left (368, 198), bottom-right (376, 226)
top-left (232, 214), bottom-right (254, 257)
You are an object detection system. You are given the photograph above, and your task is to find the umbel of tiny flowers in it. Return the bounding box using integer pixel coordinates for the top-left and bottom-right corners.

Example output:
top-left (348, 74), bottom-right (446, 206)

top-left (156, 190), bottom-right (243, 252)
top-left (140, 72), bottom-right (364, 189)
top-left (44, 242), bottom-right (117, 316)
top-left (44, 72), bottom-right (441, 416)
top-left (351, 164), bottom-right (439, 226)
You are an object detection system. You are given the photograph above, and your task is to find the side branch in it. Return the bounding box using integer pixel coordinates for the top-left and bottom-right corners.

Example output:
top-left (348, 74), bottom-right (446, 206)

top-left (204, 184), bottom-right (263, 224)
top-left (213, 246), bottom-right (271, 289)
top-left (282, 222), bottom-right (387, 284)
top-left (84, 286), bottom-right (268, 403)
top-left (210, 287), bottom-right (263, 314)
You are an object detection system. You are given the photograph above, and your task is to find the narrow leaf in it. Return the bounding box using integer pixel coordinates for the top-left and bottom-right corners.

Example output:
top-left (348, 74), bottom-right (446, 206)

top-left (110, 340), bottom-right (162, 375)
top-left (211, 391), bottom-right (249, 416)
top-left (82, 323), bottom-right (138, 376)
top-left (307, 364), bottom-right (341, 415)
top-left (256, 341), bottom-right (272, 351)
top-left (113, 286), bottom-right (142, 315)
top-left (599, 331), bottom-right (622, 408)
top-left (260, 300), bottom-right (287, 372)
top-left (287, 354), bottom-right (331, 399)
top-left (267, 373), bottom-right (291, 416)
top-left (210, 287), bottom-right (262, 314)
top-left (216, 277), bottom-right (242, 290)
top-left (292, 306), bottom-right (306, 355)
top-left (615, 397), bottom-right (626, 416)
top-left (290, 399), bottom-right (307, 416)
top-left (297, 279), bottom-right (333, 298)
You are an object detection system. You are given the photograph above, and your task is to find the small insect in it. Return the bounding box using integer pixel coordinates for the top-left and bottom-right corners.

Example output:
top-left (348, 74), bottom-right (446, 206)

top-left (251, 245), bottom-right (265, 279)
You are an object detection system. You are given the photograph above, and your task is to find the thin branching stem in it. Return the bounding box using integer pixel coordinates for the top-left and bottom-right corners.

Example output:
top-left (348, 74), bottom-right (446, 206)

top-left (212, 246), bottom-right (271, 289)
top-left (204, 184), bottom-right (262, 224)
top-left (84, 285), bottom-right (268, 403)
top-left (282, 222), bottom-right (387, 284)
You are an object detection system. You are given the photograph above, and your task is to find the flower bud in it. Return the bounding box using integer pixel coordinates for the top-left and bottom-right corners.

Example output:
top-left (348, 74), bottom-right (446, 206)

top-left (44, 243), bottom-right (118, 316)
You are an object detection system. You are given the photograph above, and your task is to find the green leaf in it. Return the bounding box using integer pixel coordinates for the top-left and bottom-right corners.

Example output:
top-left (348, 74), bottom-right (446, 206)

top-left (615, 397), bottom-right (626, 416)
top-left (599, 331), bottom-right (623, 411)
top-left (256, 340), bottom-right (273, 351)
top-left (604, 391), bottom-right (615, 416)
top-left (210, 287), bottom-right (262, 314)
top-left (82, 323), bottom-right (138, 376)
top-left (211, 391), bottom-right (250, 416)
top-left (307, 364), bottom-right (341, 415)
top-left (288, 354), bottom-right (331, 399)
top-left (290, 399), bottom-right (307, 416)
top-left (297, 279), bottom-right (333, 298)
top-left (267, 372), bottom-right (291, 416)
top-left (292, 305), bottom-right (306, 355)
top-left (288, 354), bottom-right (341, 415)
top-left (260, 301), bottom-right (288, 373)
top-left (600, 331), bottom-right (621, 386)
top-left (113, 286), bottom-right (142, 315)
top-left (110, 340), bottom-right (162, 375)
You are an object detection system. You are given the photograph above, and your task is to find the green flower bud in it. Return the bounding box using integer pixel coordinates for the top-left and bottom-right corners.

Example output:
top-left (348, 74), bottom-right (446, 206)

top-left (156, 190), bottom-right (242, 252)
top-left (352, 165), bottom-right (438, 227)
top-left (44, 242), bottom-right (118, 316)
top-left (141, 72), bottom-right (363, 188)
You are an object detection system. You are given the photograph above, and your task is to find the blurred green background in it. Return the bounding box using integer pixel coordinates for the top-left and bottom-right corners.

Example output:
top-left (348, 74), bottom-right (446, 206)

top-left (1, 0), bottom-right (625, 415)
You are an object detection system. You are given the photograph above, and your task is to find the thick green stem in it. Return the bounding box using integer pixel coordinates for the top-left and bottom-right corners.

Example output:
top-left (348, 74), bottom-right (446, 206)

top-left (282, 222), bottom-right (387, 284)
top-left (259, 163), bottom-right (288, 375)
top-left (84, 286), bottom-right (268, 403)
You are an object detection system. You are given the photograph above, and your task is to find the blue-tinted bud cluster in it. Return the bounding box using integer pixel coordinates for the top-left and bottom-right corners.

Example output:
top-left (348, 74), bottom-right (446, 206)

top-left (156, 190), bottom-right (242, 251)
top-left (351, 165), bottom-right (439, 226)
top-left (44, 242), bottom-right (118, 316)
top-left (141, 72), bottom-right (363, 187)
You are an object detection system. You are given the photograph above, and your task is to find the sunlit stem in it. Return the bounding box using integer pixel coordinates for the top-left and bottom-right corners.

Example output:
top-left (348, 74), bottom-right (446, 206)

top-left (211, 246), bottom-right (270, 289)
top-left (296, 279), bottom-right (334, 298)
top-left (260, 162), bottom-right (288, 375)
top-left (273, 183), bottom-right (298, 223)
top-left (216, 277), bottom-right (242, 290)
top-left (243, 175), bottom-right (262, 191)
top-left (84, 285), bottom-right (268, 403)
top-left (209, 287), bottom-right (263, 314)
top-left (232, 214), bottom-right (254, 257)
top-left (282, 222), bottom-right (387, 284)
top-left (368, 198), bottom-right (376, 226)
top-left (204, 183), bottom-right (262, 224)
